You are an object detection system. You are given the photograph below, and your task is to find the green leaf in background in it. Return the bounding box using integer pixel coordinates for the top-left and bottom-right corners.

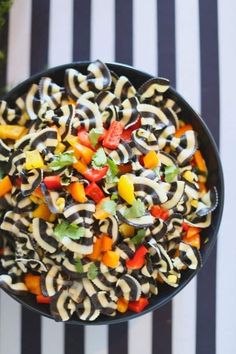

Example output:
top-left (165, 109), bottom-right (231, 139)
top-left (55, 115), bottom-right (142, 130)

top-left (102, 199), bottom-right (117, 215)
top-left (49, 151), bottom-right (76, 171)
top-left (87, 263), bottom-right (98, 280)
top-left (164, 165), bottom-right (179, 183)
top-left (54, 221), bottom-right (85, 240)
top-left (88, 127), bottom-right (104, 147)
top-left (91, 148), bottom-right (107, 169)
top-left (131, 229), bottom-right (146, 245)
top-left (0, 0), bottom-right (13, 29)
top-left (124, 199), bottom-right (146, 219)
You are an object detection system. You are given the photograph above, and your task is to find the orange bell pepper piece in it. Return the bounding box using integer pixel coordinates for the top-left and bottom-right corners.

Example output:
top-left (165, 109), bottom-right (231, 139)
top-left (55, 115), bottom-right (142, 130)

top-left (143, 150), bottom-right (159, 169)
top-left (0, 176), bottom-right (13, 198)
top-left (87, 238), bottom-right (102, 261)
top-left (194, 150), bottom-right (207, 173)
top-left (0, 125), bottom-right (27, 140)
top-left (198, 182), bottom-right (207, 194)
top-left (183, 233), bottom-right (200, 250)
top-left (174, 124), bottom-right (193, 138)
top-left (117, 298), bottom-right (129, 313)
top-left (73, 159), bottom-right (88, 174)
top-left (68, 182), bottom-right (87, 203)
top-left (102, 251), bottom-right (120, 268)
top-left (118, 164), bottom-right (133, 174)
top-left (68, 137), bottom-right (94, 164)
top-left (24, 274), bottom-right (41, 295)
top-left (101, 235), bottom-right (113, 252)
top-left (185, 226), bottom-right (201, 239)
top-left (32, 204), bottom-right (52, 221)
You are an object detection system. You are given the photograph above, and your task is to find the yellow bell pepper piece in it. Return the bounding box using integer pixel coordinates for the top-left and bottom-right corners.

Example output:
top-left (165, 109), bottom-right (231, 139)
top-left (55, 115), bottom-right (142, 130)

top-left (0, 125), bottom-right (27, 140)
top-left (118, 175), bottom-right (135, 205)
top-left (94, 197), bottom-right (111, 220)
top-left (0, 176), bottom-right (12, 197)
top-left (143, 150), bottom-right (159, 169)
top-left (25, 150), bottom-right (45, 170)
top-left (119, 223), bottom-right (135, 238)
top-left (102, 251), bottom-right (120, 268)
top-left (32, 204), bottom-right (52, 221)
top-left (55, 142), bottom-right (66, 154)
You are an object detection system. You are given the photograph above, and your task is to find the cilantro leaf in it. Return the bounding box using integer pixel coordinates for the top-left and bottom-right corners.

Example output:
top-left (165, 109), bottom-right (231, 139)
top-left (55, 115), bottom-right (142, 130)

top-left (102, 200), bottom-right (117, 215)
top-left (49, 151), bottom-right (76, 171)
top-left (91, 148), bottom-right (107, 169)
top-left (54, 221), bottom-right (85, 240)
top-left (164, 165), bottom-right (179, 183)
top-left (131, 229), bottom-right (146, 245)
top-left (106, 158), bottom-right (119, 184)
top-left (111, 194), bottom-right (118, 201)
top-left (124, 199), bottom-right (146, 219)
top-left (75, 258), bottom-right (83, 273)
top-left (88, 127), bottom-right (104, 147)
top-left (87, 263), bottom-right (98, 280)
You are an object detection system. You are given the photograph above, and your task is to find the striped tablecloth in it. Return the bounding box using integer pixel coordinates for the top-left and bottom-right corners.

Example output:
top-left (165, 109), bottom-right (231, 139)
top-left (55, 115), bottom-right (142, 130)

top-left (0, 1), bottom-right (233, 354)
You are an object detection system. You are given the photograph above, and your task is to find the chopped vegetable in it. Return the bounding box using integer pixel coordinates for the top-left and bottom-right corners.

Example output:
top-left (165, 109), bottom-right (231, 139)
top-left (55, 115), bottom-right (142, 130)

top-left (111, 194), bottom-right (118, 201)
top-left (130, 230), bottom-right (146, 245)
top-left (103, 121), bottom-right (124, 149)
top-left (102, 250), bottom-right (120, 268)
top-left (91, 148), bottom-right (107, 169)
top-left (0, 176), bottom-right (12, 197)
top-left (24, 274), bottom-right (41, 295)
top-left (126, 245), bottom-right (148, 269)
top-left (43, 176), bottom-right (62, 190)
top-left (32, 204), bottom-right (52, 221)
top-left (194, 150), bottom-right (207, 173)
top-left (85, 182), bottom-right (105, 203)
top-left (71, 141), bottom-right (94, 164)
top-left (73, 159), bottom-right (88, 174)
top-left (88, 127), bottom-right (104, 147)
top-left (94, 197), bottom-right (112, 220)
top-left (36, 295), bottom-right (51, 304)
top-left (101, 235), bottom-right (113, 252)
top-left (54, 221), bottom-right (85, 240)
top-left (183, 233), bottom-right (200, 250)
top-left (124, 199), bottom-right (146, 219)
top-left (0, 124), bottom-right (27, 140)
top-left (88, 238), bottom-right (102, 261)
top-left (48, 151), bottom-right (76, 171)
top-left (150, 205), bottom-right (169, 220)
top-left (84, 166), bottom-right (108, 182)
top-left (128, 297), bottom-right (149, 313)
top-left (77, 128), bottom-right (93, 148)
top-left (55, 142), bottom-right (66, 154)
top-left (185, 226), bottom-right (201, 239)
top-left (143, 151), bottom-right (159, 169)
top-left (106, 158), bottom-right (119, 184)
top-left (75, 258), bottom-right (83, 273)
top-left (119, 223), bottom-right (135, 238)
top-left (121, 117), bottom-right (141, 142)
top-left (102, 199), bottom-right (116, 216)
top-left (164, 165), bottom-right (179, 183)
top-left (174, 124), bottom-right (193, 138)
top-left (117, 298), bottom-right (129, 313)
top-left (69, 182), bottom-right (87, 203)
top-left (87, 263), bottom-right (98, 280)
top-left (118, 175), bottom-right (135, 205)
top-left (25, 150), bottom-right (45, 170)
top-left (118, 163), bottom-right (133, 175)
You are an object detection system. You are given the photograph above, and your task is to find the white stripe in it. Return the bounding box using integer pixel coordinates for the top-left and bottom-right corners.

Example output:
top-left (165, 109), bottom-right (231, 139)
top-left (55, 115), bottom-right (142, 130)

top-left (128, 313), bottom-right (152, 354)
top-left (133, 0), bottom-right (157, 76)
top-left (0, 291), bottom-right (21, 354)
top-left (173, 1), bottom-right (200, 354)
top-left (85, 325), bottom-right (108, 354)
top-left (90, 0), bottom-right (115, 62)
top-left (7, 0), bottom-right (31, 88)
top-left (42, 317), bottom-right (64, 354)
top-left (48, 0), bottom-right (73, 67)
top-left (217, 1), bottom-right (236, 354)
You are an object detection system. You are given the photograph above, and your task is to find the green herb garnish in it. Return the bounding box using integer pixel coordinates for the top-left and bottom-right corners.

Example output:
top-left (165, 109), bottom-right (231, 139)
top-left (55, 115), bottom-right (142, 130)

top-left (88, 127), bottom-right (104, 147)
top-left (111, 194), bottom-right (118, 201)
top-left (164, 165), bottom-right (179, 183)
top-left (124, 199), bottom-right (146, 219)
top-left (87, 263), bottom-right (98, 280)
top-left (102, 200), bottom-right (117, 215)
top-left (54, 221), bottom-right (85, 240)
top-left (131, 229), bottom-right (146, 245)
top-left (91, 148), bottom-right (107, 169)
top-left (49, 151), bottom-right (76, 171)
top-left (106, 158), bottom-right (119, 184)
top-left (75, 258), bottom-right (83, 273)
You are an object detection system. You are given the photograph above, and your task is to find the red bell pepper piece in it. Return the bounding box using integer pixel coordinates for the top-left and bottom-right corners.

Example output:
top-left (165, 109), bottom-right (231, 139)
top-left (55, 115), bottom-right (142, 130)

top-left (85, 182), bottom-right (105, 203)
top-left (126, 245), bottom-right (148, 270)
top-left (150, 205), bottom-right (169, 220)
top-left (182, 222), bottom-right (189, 232)
top-left (43, 176), bottom-right (62, 190)
top-left (121, 117), bottom-right (141, 142)
top-left (15, 177), bottom-right (22, 187)
top-left (77, 128), bottom-right (93, 149)
top-left (98, 129), bottom-right (108, 142)
top-left (128, 297), bottom-right (149, 313)
top-left (84, 166), bottom-right (108, 182)
top-left (36, 295), bottom-right (51, 304)
top-left (102, 121), bottom-right (124, 149)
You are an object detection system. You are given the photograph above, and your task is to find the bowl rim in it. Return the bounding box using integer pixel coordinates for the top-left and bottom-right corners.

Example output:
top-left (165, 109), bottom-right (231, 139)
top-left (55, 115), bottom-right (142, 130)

top-left (1, 61), bottom-right (224, 325)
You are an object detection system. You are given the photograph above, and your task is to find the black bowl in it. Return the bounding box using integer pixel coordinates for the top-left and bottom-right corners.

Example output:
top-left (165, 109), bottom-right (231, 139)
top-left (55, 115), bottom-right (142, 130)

top-left (0, 62), bottom-right (224, 325)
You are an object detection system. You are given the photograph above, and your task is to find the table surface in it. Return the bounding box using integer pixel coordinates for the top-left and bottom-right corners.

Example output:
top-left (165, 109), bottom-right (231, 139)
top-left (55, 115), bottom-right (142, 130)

top-left (0, 1), bottom-right (234, 354)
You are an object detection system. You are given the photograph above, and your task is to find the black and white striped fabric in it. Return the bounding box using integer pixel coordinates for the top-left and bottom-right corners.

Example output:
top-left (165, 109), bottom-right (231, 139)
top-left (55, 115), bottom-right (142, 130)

top-left (0, 1), bottom-right (232, 354)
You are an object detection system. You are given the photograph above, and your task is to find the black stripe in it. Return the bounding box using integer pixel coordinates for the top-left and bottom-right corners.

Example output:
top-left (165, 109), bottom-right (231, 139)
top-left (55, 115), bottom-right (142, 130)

top-left (115, 0), bottom-right (133, 65)
top-left (73, 0), bottom-right (91, 61)
top-left (196, 1), bottom-right (220, 354)
top-left (152, 2), bottom-right (176, 353)
top-left (0, 14), bottom-right (9, 94)
top-left (21, 1), bottom-right (50, 353)
top-left (30, 0), bottom-right (50, 75)
top-left (64, 324), bottom-right (85, 354)
top-left (109, 322), bottom-right (128, 354)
